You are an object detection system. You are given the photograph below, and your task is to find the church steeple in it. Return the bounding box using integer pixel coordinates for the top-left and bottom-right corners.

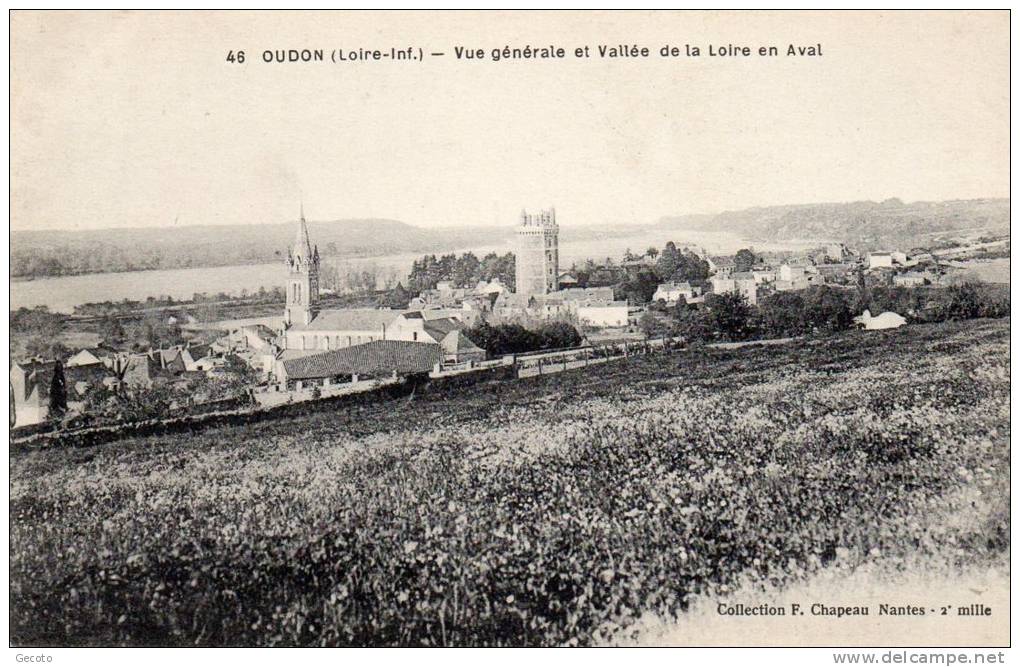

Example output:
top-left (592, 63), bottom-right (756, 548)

top-left (284, 204), bottom-right (320, 328)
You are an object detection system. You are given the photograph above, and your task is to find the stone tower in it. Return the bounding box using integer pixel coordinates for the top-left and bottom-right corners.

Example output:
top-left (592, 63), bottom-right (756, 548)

top-left (283, 205), bottom-right (320, 327)
top-left (514, 207), bottom-right (559, 296)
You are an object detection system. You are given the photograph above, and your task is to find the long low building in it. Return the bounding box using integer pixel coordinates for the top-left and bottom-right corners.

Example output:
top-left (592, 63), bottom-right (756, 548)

top-left (576, 301), bottom-right (630, 327)
top-left (275, 340), bottom-right (444, 384)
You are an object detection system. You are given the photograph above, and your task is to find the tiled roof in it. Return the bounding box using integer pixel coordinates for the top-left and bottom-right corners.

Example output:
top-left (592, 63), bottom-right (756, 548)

top-left (290, 309), bottom-right (401, 332)
top-left (657, 281), bottom-right (692, 290)
top-left (495, 293), bottom-right (532, 308)
top-left (419, 308), bottom-right (466, 322)
top-left (64, 363), bottom-right (113, 386)
top-left (276, 349), bottom-right (323, 361)
top-left (423, 317), bottom-right (460, 344)
top-left (441, 330), bottom-right (485, 355)
top-left (242, 324), bottom-right (277, 340)
top-left (552, 287), bottom-right (615, 301)
top-left (185, 343), bottom-right (212, 360)
top-left (281, 340), bottom-right (443, 380)
top-left (577, 300), bottom-right (629, 308)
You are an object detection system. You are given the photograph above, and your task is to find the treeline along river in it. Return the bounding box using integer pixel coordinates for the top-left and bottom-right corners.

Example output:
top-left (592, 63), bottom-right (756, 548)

top-left (11, 230), bottom-right (760, 313)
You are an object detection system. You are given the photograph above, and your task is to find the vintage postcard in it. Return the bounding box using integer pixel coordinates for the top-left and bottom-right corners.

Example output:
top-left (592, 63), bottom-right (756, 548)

top-left (8, 9), bottom-right (1010, 654)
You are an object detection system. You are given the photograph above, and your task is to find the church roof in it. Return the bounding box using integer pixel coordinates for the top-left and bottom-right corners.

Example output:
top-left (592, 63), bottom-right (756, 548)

top-left (289, 309), bottom-right (401, 333)
top-left (281, 340), bottom-right (443, 380)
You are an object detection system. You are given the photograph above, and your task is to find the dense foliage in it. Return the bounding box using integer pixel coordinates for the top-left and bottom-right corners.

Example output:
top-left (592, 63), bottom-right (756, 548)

top-left (464, 320), bottom-right (583, 356)
top-left (653, 242), bottom-right (711, 285)
top-left (407, 252), bottom-right (516, 292)
top-left (10, 319), bottom-right (1009, 646)
top-left (641, 282), bottom-right (1010, 342)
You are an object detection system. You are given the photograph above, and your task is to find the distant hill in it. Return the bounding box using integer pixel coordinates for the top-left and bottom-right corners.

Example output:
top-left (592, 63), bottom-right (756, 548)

top-left (10, 219), bottom-right (499, 279)
top-left (10, 218), bottom-right (639, 280)
top-left (14, 198), bottom-right (1007, 280)
top-left (659, 198), bottom-right (1010, 250)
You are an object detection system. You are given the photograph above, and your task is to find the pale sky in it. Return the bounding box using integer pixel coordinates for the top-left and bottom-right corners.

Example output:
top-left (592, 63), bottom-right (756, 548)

top-left (10, 10), bottom-right (1009, 232)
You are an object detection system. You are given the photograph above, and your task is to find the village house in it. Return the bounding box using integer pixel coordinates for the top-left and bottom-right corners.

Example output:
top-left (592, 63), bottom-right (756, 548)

top-left (709, 275), bottom-right (736, 295)
top-left (778, 261), bottom-right (814, 282)
top-left (554, 287), bottom-right (616, 303)
top-left (557, 272), bottom-right (579, 288)
top-left (826, 243), bottom-right (852, 262)
top-left (585, 265), bottom-right (627, 287)
top-left (576, 301), bottom-right (629, 328)
top-left (387, 311), bottom-right (473, 349)
top-left (708, 256), bottom-right (736, 278)
top-left (64, 363), bottom-right (119, 412)
top-left (492, 291), bottom-right (533, 318)
top-left (459, 293), bottom-right (496, 313)
top-left (731, 272), bottom-right (759, 305)
top-left (234, 324), bottom-right (277, 351)
top-left (774, 274), bottom-right (823, 292)
top-left (475, 278), bottom-right (508, 295)
top-left (652, 281), bottom-right (699, 305)
top-left (708, 272), bottom-right (759, 304)
top-left (66, 345), bottom-right (119, 369)
top-left (10, 360), bottom-right (65, 427)
top-left (120, 354), bottom-right (173, 389)
top-left (868, 252), bottom-right (894, 269)
top-left (893, 270), bottom-right (935, 287)
top-left (751, 266), bottom-right (777, 285)
top-left (815, 263), bottom-right (856, 282)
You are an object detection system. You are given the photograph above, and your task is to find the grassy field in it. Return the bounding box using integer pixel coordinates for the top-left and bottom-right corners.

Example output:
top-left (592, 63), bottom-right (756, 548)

top-left (10, 318), bottom-right (1010, 646)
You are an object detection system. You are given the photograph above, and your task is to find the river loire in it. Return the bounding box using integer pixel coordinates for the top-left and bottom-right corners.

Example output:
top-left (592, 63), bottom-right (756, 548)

top-left (10, 229), bottom-right (778, 313)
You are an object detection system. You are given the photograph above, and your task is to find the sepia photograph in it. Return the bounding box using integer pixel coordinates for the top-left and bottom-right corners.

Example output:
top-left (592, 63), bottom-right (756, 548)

top-left (7, 9), bottom-right (1011, 655)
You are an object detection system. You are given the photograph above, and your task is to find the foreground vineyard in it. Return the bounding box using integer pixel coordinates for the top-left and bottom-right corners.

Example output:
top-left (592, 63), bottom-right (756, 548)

top-left (10, 319), bottom-right (1009, 646)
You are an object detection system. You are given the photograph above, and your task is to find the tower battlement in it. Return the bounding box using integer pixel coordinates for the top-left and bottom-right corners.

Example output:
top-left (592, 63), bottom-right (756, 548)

top-left (519, 207), bottom-right (557, 228)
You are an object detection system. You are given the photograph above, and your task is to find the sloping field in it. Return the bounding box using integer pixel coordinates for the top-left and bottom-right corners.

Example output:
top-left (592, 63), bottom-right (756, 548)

top-left (10, 319), bottom-right (1010, 646)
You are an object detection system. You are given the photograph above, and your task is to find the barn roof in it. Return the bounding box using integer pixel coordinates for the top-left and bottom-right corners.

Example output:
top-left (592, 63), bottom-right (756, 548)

top-left (280, 340), bottom-right (443, 380)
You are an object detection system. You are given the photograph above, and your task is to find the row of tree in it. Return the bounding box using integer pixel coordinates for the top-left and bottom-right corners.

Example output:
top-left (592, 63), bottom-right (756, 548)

top-left (407, 252), bottom-right (516, 292)
top-left (640, 283), bottom-right (1010, 343)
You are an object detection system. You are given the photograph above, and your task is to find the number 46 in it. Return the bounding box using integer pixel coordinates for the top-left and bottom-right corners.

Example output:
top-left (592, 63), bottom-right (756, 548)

top-left (226, 50), bottom-right (246, 64)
